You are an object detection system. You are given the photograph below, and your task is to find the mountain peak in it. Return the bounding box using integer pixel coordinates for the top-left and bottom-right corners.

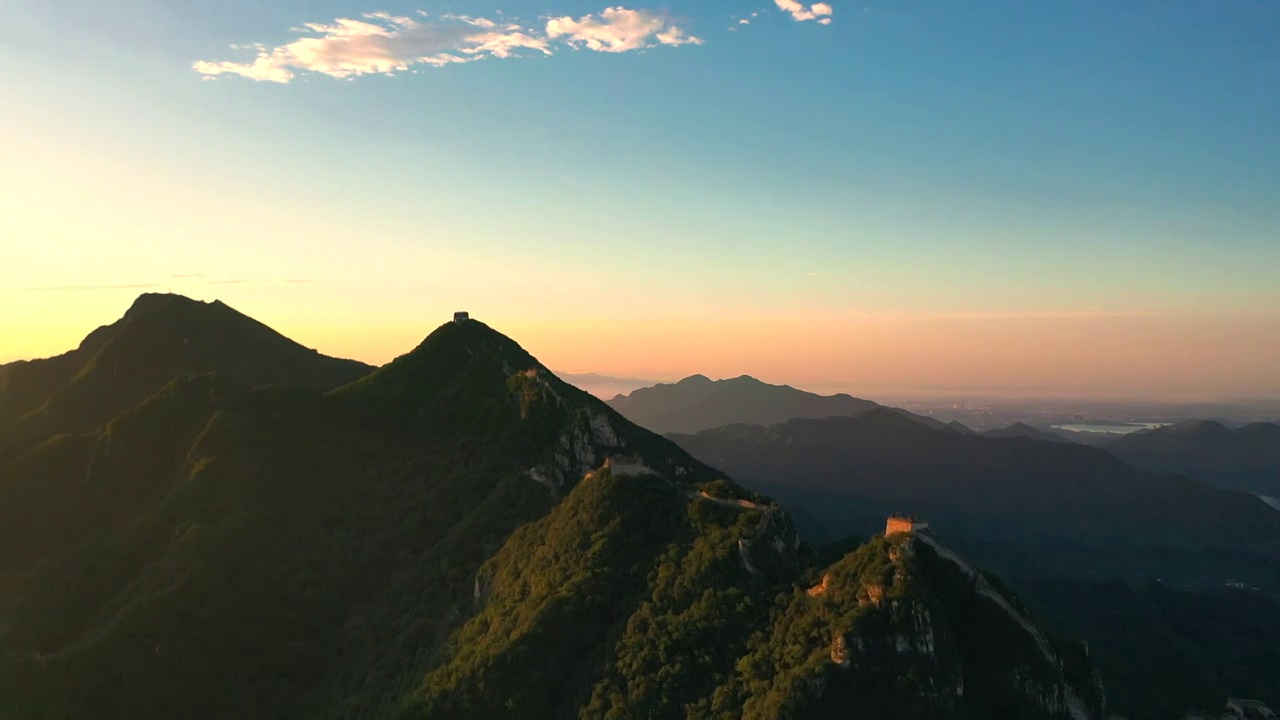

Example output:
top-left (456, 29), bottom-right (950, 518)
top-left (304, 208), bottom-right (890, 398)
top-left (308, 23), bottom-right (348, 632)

top-left (122, 292), bottom-right (209, 321)
top-left (393, 317), bottom-right (540, 377)
top-left (1165, 419), bottom-right (1228, 434)
top-left (0, 294), bottom-right (371, 459)
top-left (677, 373), bottom-right (714, 385)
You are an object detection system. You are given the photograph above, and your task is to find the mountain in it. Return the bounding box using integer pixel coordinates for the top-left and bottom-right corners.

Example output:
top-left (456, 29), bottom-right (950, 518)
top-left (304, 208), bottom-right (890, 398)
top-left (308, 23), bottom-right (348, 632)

top-left (668, 410), bottom-right (1280, 718)
top-left (671, 409), bottom-right (1280, 556)
top-left (0, 296), bottom-right (1104, 720)
top-left (607, 374), bottom-right (878, 434)
top-left (1106, 420), bottom-right (1280, 496)
top-left (712, 529), bottom-right (1103, 720)
top-left (982, 422), bottom-right (1070, 443)
top-left (607, 374), bottom-right (963, 435)
top-left (0, 293), bottom-right (372, 460)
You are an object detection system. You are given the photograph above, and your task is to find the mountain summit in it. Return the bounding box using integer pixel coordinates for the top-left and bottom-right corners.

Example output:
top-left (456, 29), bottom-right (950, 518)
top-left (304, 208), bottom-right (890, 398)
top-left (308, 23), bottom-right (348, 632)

top-left (0, 293), bottom-right (371, 459)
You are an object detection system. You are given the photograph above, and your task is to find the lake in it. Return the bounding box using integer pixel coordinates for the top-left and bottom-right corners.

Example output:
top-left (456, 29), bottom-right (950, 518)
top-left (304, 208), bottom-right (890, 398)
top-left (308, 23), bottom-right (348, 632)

top-left (1052, 422), bottom-right (1169, 435)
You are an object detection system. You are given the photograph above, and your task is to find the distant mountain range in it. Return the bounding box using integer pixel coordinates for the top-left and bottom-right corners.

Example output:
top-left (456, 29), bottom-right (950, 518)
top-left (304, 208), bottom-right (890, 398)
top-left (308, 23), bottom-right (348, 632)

top-left (672, 410), bottom-right (1278, 555)
top-left (607, 374), bottom-right (971, 435)
top-left (0, 294), bottom-right (1103, 720)
top-left (603, 371), bottom-right (1280, 504)
top-left (1104, 419), bottom-right (1280, 496)
top-left (668, 411), bottom-right (1280, 717)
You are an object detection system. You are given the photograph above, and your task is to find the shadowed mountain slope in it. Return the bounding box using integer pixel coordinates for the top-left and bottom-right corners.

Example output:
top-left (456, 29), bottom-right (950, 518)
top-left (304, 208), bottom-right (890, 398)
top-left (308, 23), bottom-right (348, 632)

top-left (1106, 420), bottom-right (1280, 496)
top-left (671, 410), bottom-right (1280, 552)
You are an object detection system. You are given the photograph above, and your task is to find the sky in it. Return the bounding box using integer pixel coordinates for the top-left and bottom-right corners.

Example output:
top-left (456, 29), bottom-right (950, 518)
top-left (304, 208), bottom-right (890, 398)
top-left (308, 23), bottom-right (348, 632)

top-left (2, 0), bottom-right (1278, 400)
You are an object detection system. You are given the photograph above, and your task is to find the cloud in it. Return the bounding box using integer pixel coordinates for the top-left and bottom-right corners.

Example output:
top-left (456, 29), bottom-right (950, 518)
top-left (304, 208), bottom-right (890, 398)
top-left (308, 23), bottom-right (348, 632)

top-left (832, 310), bottom-right (1169, 321)
top-left (193, 12), bottom-right (548, 82)
top-left (729, 10), bottom-right (763, 30)
top-left (204, 279), bottom-right (320, 285)
top-left (20, 283), bottom-right (159, 291)
top-left (774, 0), bottom-right (833, 23)
top-left (195, 7), bottom-right (699, 82)
top-left (547, 7), bottom-right (701, 52)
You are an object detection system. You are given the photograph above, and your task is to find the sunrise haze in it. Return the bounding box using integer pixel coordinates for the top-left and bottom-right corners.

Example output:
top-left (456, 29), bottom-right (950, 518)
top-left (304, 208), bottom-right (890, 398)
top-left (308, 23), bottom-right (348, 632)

top-left (3, 1), bottom-right (1278, 399)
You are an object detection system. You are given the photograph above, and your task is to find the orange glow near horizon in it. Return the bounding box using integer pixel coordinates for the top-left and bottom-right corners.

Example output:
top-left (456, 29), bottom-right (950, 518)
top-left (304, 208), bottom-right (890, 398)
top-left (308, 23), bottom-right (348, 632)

top-left (4, 289), bottom-right (1277, 402)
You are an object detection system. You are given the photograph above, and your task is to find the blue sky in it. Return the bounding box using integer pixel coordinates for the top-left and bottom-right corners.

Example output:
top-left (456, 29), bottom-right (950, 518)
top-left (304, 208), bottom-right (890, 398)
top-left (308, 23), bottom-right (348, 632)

top-left (2, 1), bottom-right (1278, 397)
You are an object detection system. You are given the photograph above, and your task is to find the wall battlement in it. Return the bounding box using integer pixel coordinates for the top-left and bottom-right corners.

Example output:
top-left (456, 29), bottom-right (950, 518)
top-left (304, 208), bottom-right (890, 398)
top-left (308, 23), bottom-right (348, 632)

top-left (604, 455), bottom-right (654, 478)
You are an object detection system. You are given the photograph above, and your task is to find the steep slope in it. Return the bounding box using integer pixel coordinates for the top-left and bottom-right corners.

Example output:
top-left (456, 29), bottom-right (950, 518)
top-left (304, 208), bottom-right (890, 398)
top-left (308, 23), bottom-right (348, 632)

top-left (411, 469), bottom-right (806, 719)
top-left (1021, 577), bottom-right (1280, 719)
top-left (710, 529), bottom-right (1102, 720)
top-left (0, 293), bottom-right (372, 460)
top-left (607, 375), bottom-right (880, 434)
top-left (1106, 420), bottom-right (1280, 496)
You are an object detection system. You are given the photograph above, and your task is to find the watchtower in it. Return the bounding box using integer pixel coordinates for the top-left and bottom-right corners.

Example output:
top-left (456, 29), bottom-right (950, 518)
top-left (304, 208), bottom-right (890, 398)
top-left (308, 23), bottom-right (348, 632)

top-left (453, 311), bottom-right (470, 324)
top-left (885, 515), bottom-right (929, 536)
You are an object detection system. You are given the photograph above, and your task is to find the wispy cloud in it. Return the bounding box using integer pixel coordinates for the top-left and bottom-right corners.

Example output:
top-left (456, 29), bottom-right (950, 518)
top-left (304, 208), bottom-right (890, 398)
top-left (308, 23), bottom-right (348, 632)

top-left (19, 283), bottom-right (159, 291)
top-left (732, 10), bottom-right (757, 28)
top-left (835, 310), bottom-right (1169, 321)
top-left (774, 0), bottom-right (833, 24)
top-left (195, 7), bottom-right (700, 83)
top-left (18, 279), bottom-right (318, 290)
top-left (202, 278), bottom-right (320, 283)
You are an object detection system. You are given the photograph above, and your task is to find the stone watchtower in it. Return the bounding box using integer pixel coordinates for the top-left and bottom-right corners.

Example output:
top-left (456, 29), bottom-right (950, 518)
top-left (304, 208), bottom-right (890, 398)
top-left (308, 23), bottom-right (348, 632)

top-left (453, 311), bottom-right (470, 324)
top-left (885, 515), bottom-right (929, 536)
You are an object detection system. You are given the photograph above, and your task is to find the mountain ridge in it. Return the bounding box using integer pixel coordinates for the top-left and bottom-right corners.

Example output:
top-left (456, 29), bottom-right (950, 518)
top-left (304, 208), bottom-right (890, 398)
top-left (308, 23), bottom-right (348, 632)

top-left (1106, 419), bottom-right (1280, 496)
top-left (0, 294), bottom-right (1108, 719)
top-left (606, 374), bottom-right (962, 435)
